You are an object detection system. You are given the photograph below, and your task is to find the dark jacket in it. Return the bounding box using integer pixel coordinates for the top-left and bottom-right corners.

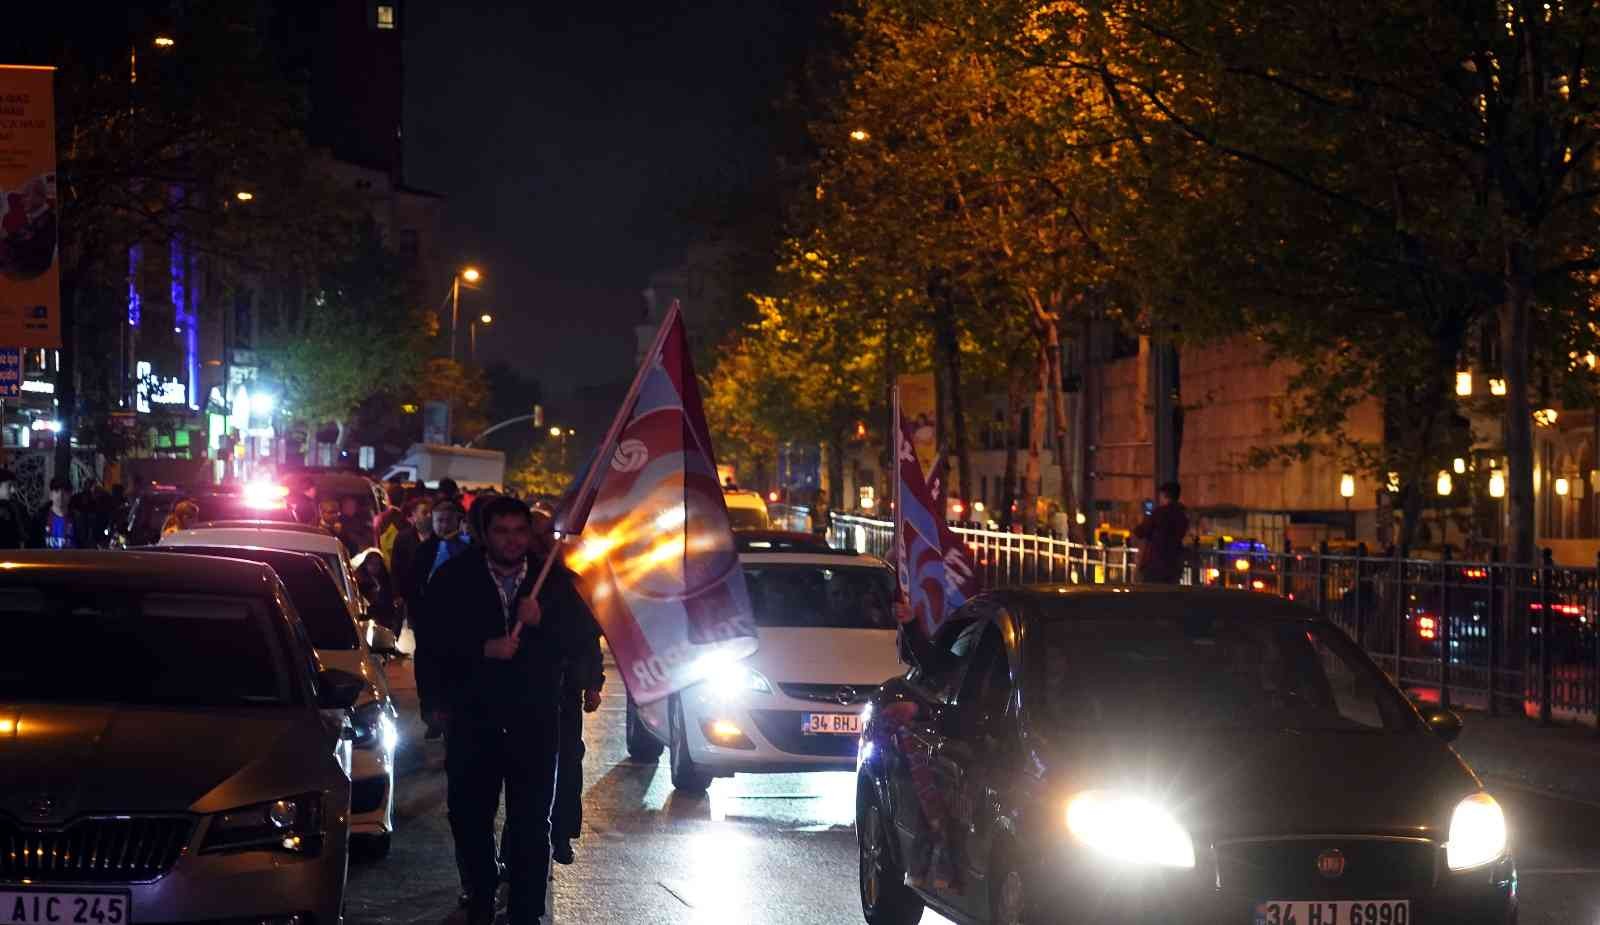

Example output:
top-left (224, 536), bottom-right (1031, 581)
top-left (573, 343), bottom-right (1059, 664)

top-left (392, 525), bottom-right (424, 609)
top-left (424, 546), bottom-right (597, 725)
top-left (1133, 502), bottom-right (1190, 581)
top-left (33, 505), bottom-right (93, 550)
top-left (561, 572), bottom-right (605, 695)
top-left (0, 498), bottom-right (30, 548)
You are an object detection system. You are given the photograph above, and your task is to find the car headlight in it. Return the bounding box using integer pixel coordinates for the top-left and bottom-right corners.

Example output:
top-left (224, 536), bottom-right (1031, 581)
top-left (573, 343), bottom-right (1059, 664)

top-left (702, 663), bottom-right (772, 700)
top-left (201, 793), bottom-right (323, 855)
top-left (1446, 792), bottom-right (1507, 870)
top-left (1066, 790), bottom-right (1195, 869)
top-left (351, 700), bottom-right (396, 751)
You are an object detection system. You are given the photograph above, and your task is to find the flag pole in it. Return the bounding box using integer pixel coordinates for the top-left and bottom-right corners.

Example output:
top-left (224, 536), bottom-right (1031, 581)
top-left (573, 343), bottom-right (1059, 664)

top-left (892, 385), bottom-right (905, 604)
top-left (512, 302), bottom-right (682, 639)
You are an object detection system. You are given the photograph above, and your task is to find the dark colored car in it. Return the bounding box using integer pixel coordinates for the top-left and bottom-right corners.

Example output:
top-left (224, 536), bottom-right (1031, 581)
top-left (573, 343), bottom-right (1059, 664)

top-left (0, 551), bottom-right (364, 924)
top-left (119, 492), bottom-right (295, 547)
top-left (856, 586), bottom-right (1516, 925)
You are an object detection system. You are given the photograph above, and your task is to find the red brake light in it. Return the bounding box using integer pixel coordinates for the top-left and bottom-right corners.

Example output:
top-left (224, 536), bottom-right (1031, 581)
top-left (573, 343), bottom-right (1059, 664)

top-left (1418, 615), bottom-right (1437, 640)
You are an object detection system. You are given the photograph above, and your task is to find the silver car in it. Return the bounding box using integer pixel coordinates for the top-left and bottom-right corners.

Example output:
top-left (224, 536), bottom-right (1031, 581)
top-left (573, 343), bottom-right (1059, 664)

top-left (0, 551), bottom-right (362, 925)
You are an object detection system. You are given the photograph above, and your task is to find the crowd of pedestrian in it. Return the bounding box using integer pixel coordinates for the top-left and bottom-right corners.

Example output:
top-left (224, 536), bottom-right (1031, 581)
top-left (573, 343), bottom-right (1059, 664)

top-left (0, 469), bottom-right (128, 550)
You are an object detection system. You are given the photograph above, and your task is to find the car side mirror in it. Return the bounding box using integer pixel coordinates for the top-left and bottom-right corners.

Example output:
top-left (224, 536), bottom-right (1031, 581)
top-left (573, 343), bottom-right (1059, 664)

top-left (318, 667), bottom-right (366, 710)
top-left (1413, 701), bottom-right (1463, 743)
top-left (365, 623), bottom-right (401, 658)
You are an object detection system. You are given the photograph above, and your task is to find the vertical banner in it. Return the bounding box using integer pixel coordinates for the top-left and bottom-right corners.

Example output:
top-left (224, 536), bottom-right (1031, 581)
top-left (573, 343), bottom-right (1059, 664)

top-left (0, 66), bottom-right (60, 348)
top-left (895, 372), bottom-right (938, 477)
top-left (559, 304), bottom-right (758, 704)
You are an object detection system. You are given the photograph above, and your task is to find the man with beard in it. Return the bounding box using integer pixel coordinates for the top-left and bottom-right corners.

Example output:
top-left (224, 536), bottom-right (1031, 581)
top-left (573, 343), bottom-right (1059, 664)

top-left (426, 495), bottom-right (596, 925)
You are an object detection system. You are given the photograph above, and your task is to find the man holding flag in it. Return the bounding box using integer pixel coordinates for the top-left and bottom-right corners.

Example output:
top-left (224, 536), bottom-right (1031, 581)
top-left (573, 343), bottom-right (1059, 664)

top-left (426, 494), bottom-right (596, 925)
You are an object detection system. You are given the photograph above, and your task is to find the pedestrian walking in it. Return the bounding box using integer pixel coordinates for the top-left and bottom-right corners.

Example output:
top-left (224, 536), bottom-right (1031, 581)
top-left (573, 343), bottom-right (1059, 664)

top-left (0, 469), bottom-right (32, 548)
top-left (392, 495), bottom-right (432, 628)
top-left (1132, 481), bottom-right (1190, 584)
top-left (289, 476), bottom-right (319, 525)
top-left (338, 494), bottom-right (376, 555)
top-left (427, 495), bottom-right (597, 925)
top-left (412, 498), bottom-right (469, 740)
top-left (531, 511), bottom-right (603, 866)
top-left (353, 548), bottom-right (400, 634)
top-left (36, 477), bottom-right (90, 549)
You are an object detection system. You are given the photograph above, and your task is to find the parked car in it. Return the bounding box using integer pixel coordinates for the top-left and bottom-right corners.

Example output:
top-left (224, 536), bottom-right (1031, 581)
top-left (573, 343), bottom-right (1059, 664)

top-left (145, 544), bottom-right (402, 854)
top-left (161, 524), bottom-right (364, 610)
top-left (734, 530), bottom-right (834, 553)
top-left (626, 548), bottom-right (902, 792)
top-left (117, 491), bottom-right (296, 547)
top-left (0, 551), bottom-right (363, 925)
top-left (855, 586), bottom-right (1516, 925)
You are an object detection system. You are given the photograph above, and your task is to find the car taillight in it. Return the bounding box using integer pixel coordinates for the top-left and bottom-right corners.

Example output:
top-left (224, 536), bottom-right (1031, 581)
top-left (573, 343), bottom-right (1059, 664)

top-left (1419, 615), bottom-right (1437, 640)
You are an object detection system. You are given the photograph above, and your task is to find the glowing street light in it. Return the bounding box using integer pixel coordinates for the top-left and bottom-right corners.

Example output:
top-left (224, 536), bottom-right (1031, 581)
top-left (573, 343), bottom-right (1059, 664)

top-left (1437, 470), bottom-right (1453, 496)
top-left (153, 35), bottom-right (175, 48)
top-left (480, 313), bottom-right (493, 324)
top-left (1489, 378), bottom-right (1508, 396)
top-left (1339, 473), bottom-right (1356, 499)
top-left (1556, 477), bottom-right (1571, 497)
top-left (549, 426), bottom-right (563, 438)
top-left (461, 267), bottom-right (482, 284)
top-left (1534, 407), bottom-right (1559, 427)
top-left (449, 266), bottom-right (485, 360)
top-left (849, 129), bottom-right (871, 142)
top-left (1488, 471), bottom-right (1506, 499)
top-left (234, 190), bottom-right (254, 202)
top-left (1455, 370), bottom-right (1473, 396)
top-left (1453, 457), bottom-right (1467, 475)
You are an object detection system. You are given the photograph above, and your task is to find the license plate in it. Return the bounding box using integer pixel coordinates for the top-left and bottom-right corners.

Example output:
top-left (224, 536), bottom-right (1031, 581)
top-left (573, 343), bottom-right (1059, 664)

top-left (1254, 900), bottom-right (1409, 925)
top-left (0, 892), bottom-right (130, 925)
top-left (802, 712), bottom-right (862, 735)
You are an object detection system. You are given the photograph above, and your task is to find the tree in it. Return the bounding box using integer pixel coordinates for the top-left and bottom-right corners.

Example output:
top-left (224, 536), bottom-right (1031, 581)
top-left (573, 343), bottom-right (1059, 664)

top-left (263, 221), bottom-right (427, 457)
top-left (506, 444), bottom-right (574, 499)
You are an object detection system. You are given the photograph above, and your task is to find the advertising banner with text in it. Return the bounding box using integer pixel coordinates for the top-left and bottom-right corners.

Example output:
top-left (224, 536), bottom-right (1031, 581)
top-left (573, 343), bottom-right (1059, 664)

top-left (0, 66), bottom-right (59, 348)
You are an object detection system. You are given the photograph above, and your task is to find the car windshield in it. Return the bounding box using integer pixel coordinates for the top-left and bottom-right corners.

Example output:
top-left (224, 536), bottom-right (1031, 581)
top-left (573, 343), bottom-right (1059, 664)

top-left (0, 588), bottom-right (295, 707)
top-left (1034, 605), bottom-right (1417, 733)
top-left (164, 549), bottom-right (358, 650)
top-left (742, 564), bottom-right (897, 629)
top-left (726, 507), bottom-right (769, 530)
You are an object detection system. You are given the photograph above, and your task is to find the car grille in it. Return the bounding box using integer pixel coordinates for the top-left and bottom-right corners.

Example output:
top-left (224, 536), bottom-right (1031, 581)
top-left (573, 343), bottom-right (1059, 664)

top-left (351, 777), bottom-right (388, 815)
top-left (1214, 837), bottom-right (1438, 898)
top-left (1, 816), bottom-right (194, 883)
top-left (748, 710), bottom-right (860, 758)
top-left (777, 682), bottom-right (877, 705)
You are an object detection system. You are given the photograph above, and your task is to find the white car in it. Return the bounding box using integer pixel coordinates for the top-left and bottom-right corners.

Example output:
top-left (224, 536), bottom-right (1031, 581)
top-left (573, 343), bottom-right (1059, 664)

top-left (159, 524), bottom-right (402, 852)
top-left (627, 545), bottom-right (903, 792)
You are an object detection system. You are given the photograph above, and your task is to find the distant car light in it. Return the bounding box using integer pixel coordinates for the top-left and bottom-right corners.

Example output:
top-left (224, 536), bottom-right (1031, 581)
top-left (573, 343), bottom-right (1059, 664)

top-left (1065, 790), bottom-right (1195, 869)
top-left (1446, 792), bottom-right (1507, 870)
top-left (243, 481), bottom-right (290, 508)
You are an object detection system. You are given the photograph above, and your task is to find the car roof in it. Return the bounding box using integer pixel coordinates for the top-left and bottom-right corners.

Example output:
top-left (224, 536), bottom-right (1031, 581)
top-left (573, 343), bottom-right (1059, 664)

top-left (1007, 584), bottom-right (1318, 622)
top-left (162, 525), bottom-right (345, 555)
top-left (144, 544), bottom-right (325, 571)
top-left (199, 519), bottom-right (325, 534)
top-left (734, 530), bottom-right (834, 553)
top-left (724, 490), bottom-right (767, 507)
top-left (0, 549), bottom-right (282, 597)
top-left (737, 550), bottom-right (891, 569)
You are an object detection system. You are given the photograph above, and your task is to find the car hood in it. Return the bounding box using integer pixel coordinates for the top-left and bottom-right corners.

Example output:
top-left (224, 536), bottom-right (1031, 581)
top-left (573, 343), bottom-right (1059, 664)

top-left (0, 703), bottom-right (339, 822)
top-left (744, 627), bottom-right (902, 686)
top-left (1041, 728), bottom-right (1480, 841)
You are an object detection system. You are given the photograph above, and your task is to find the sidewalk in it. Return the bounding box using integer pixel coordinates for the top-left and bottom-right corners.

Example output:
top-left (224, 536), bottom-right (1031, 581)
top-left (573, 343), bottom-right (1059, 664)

top-left (1453, 709), bottom-right (1600, 805)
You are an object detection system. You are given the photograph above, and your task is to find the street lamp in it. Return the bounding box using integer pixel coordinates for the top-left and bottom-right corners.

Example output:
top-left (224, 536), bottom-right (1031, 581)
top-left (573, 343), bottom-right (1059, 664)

top-left (1452, 457), bottom-right (1467, 475)
top-left (470, 312), bottom-right (493, 363)
top-left (448, 266), bottom-right (484, 361)
top-left (1556, 477), bottom-right (1571, 497)
top-left (234, 190), bottom-right (254, 202)
top-left (849, 129), bottom-right (871, 142)
top-left (1489, 378), bottom-right (1508, 396)
top-left (1436, 470), bottom-right (1453, 496)
top-left (1488, 471), bottom-right (1506, 499)
top-left (1455, 370), bottom-right (1473, 396)
top-left (1339, 472), bottom-right (1356, 539)
top-left (153, 35), bottom-right (175, 48)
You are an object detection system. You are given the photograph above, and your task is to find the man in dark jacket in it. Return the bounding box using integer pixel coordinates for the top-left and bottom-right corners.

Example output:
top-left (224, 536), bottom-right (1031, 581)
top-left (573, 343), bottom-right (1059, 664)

top-left (1133, 481), bottom-right (1190, 584)
top-left (426, 495), bottom-right (595, 925)
top-left (412, 498), bottom-right (466, 740)
top-left (0, 470), bottom-right (31, 548)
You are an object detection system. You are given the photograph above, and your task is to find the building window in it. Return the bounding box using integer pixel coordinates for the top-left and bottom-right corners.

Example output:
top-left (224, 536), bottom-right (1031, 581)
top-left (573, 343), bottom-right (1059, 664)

top-left (376, 5), bottom-right (396, 29)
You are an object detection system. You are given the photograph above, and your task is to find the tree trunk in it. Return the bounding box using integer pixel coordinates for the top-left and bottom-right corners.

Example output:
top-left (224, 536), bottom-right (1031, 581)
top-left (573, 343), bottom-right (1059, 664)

top-left (1021, 345), bottom-right (1048, 531)
top-left (999, 364), bottom-right (1025, 530)
top-left (1044, 320), bottom-right (1073, 532)
top-left (933, 290), bottom-right (972, 506)
top-left (1503, 246), bottom-right (1536, 564)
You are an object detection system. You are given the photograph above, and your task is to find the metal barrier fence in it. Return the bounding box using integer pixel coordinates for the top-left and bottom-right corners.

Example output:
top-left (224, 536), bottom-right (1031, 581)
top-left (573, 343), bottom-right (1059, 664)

top-left (804, 510), bottom-right (1600, 729)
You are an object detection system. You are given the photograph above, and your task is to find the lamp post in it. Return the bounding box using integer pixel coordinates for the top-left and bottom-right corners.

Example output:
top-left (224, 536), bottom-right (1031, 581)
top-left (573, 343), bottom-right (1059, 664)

top-left (449, 266), bottom-right (482, 362)
top-left (1339, 472), bottom-right (1356, 539)
top-left (470, 313), bottom-right (492, 363)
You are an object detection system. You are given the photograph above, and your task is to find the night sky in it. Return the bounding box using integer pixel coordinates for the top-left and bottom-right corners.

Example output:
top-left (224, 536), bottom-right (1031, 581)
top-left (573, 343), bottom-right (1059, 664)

top-left (404, 1), bottom-right (819, 404)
